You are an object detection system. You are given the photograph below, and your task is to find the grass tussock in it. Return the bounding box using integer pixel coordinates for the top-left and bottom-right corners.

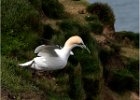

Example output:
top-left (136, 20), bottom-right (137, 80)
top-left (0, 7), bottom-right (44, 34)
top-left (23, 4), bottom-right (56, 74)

top-left (108, 69), bottom-right (138, 93)
top-left (86, 2), bottom-right (115, 25)
top-left (42, 0), bottom-right (67, 19)
top-left (116, 31), bottom-right (139, 48)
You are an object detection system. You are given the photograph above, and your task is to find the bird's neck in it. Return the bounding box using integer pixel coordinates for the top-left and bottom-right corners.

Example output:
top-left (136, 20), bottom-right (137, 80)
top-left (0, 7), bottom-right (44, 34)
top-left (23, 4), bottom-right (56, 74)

top-left (60, 44), bottom-right (75, 60)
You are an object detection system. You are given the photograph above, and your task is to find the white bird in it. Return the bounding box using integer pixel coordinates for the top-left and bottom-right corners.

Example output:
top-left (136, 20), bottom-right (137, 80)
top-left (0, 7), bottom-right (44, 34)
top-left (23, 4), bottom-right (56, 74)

top-left (19, 35), bottom-right (90, 71)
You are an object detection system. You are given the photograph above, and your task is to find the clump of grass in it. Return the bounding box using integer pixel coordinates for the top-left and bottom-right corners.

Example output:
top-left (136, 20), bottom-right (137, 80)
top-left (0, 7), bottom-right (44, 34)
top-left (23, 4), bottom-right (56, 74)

top-left (42, 0), bottom-right (66, 19)
top-left (116, 31), bottom-right (139, 48)
top-left (88, 21), bottom-right (103, 34)
top-left (58, 19), bottom-right (91, 38)
top-left (126, 58), bottom-right (139, 79)
top-left (109, 42), bottom-right (121, 53)
top-left (86, 2), bottom-right (115, 25)
top-left (42, 24), bottom-right (56, 40)
top-left (83, 78), bottom-right (100, 99)
top-left (58, 19), bottom-right (80, 34)
top-left (2, 31), bottom-right (40, 58)
top-left (68, 64), bottom-right (86, 100)
top-left (108, 69), bottom-right (138, 92)
top-left (99, 46), bottom-right (113, 64)
top-left (99, 42), bottom-right (121, 64)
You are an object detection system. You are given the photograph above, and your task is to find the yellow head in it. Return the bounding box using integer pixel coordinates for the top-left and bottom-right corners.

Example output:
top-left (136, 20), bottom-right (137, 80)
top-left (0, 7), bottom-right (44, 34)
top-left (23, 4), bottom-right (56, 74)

top-left (64, 35), bottom-right (90, 53)
top-left (65, 35), bottom-right (83, 47)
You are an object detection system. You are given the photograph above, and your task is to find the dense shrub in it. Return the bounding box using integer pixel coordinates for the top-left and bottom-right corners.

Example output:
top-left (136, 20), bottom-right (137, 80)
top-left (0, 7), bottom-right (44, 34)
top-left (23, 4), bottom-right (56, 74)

top-left (42, 0), bottom-right (66, 19)
top-left (86, 2), bottom-right (115, 25)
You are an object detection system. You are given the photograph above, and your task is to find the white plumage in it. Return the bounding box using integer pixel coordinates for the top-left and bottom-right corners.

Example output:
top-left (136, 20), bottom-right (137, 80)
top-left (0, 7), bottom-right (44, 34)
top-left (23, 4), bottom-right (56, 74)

top-left (19, 35), bottom-right (90, 71)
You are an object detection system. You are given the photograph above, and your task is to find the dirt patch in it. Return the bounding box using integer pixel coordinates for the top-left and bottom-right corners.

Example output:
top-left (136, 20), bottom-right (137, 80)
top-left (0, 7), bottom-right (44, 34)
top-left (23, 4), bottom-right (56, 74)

top-left (1, 89), bottom-right (43, 100)
top-left (101, 86), bottom-right (139, 100)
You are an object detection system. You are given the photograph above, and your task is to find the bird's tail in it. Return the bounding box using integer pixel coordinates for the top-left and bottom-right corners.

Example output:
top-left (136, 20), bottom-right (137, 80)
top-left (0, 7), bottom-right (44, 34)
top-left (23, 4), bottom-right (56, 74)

top-left (19, 60), bottom-right (34, 67)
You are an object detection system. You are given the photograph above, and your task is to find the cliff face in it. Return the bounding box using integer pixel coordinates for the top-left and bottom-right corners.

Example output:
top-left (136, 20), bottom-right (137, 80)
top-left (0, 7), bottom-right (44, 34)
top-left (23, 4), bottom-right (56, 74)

top-left (1, 0), bottom-right (139, 100)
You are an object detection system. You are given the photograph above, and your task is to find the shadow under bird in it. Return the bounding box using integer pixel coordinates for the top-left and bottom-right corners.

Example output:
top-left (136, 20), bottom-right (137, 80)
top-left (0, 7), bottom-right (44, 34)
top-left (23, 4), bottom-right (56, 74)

top-left (19, 35), bottom-right (90, 70)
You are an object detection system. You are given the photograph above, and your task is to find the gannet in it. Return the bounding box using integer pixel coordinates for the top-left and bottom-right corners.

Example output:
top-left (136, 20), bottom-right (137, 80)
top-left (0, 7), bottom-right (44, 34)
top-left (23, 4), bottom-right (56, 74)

top-left (19, 35), bottom-right (90, 70)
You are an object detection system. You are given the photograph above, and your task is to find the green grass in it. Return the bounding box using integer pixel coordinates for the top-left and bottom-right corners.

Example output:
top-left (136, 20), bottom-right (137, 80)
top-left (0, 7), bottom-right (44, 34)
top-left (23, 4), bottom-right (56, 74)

top-left (2, 0), bottom-right (41, 33)
top-left (1, 56), bottom-right (35, 95)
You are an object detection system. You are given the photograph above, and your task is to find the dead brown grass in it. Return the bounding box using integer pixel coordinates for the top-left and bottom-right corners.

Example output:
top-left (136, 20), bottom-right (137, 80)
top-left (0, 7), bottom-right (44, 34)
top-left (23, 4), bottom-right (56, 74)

top-left (121, 47), bottom-right (139, 60)
top-left (101, 86), bottom-right (139, 100)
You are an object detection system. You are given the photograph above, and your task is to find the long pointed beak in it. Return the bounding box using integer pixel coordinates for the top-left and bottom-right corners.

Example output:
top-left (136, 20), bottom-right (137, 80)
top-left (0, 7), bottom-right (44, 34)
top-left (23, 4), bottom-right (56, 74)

top-left (81, 44), bottom-right (91, 53)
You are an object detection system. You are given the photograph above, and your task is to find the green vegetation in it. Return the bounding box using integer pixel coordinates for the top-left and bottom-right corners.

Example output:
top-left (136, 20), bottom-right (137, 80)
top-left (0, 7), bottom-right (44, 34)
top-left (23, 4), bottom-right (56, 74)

top-left (108, 69), bottom-right (138, 93)
top-left (116, 31), bottom-right (139, 48)
top-left (89, 21), bottom-right (103, 34)
top-left (2, 0), bottom-right (41, 33)
top-left (85, 15), bottom-right (99, 21)
top-left (2, 0), bottom-right (139, 99)
top-left (86, 2), bottom-right (115, 25)
top-left (42, 0), bottom-right (66, 19)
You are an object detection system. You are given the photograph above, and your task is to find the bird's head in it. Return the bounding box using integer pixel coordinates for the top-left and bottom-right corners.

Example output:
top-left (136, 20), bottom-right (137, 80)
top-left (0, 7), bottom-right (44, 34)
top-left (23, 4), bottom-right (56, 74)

top-left (64, 35), bottom-right (90, 53)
